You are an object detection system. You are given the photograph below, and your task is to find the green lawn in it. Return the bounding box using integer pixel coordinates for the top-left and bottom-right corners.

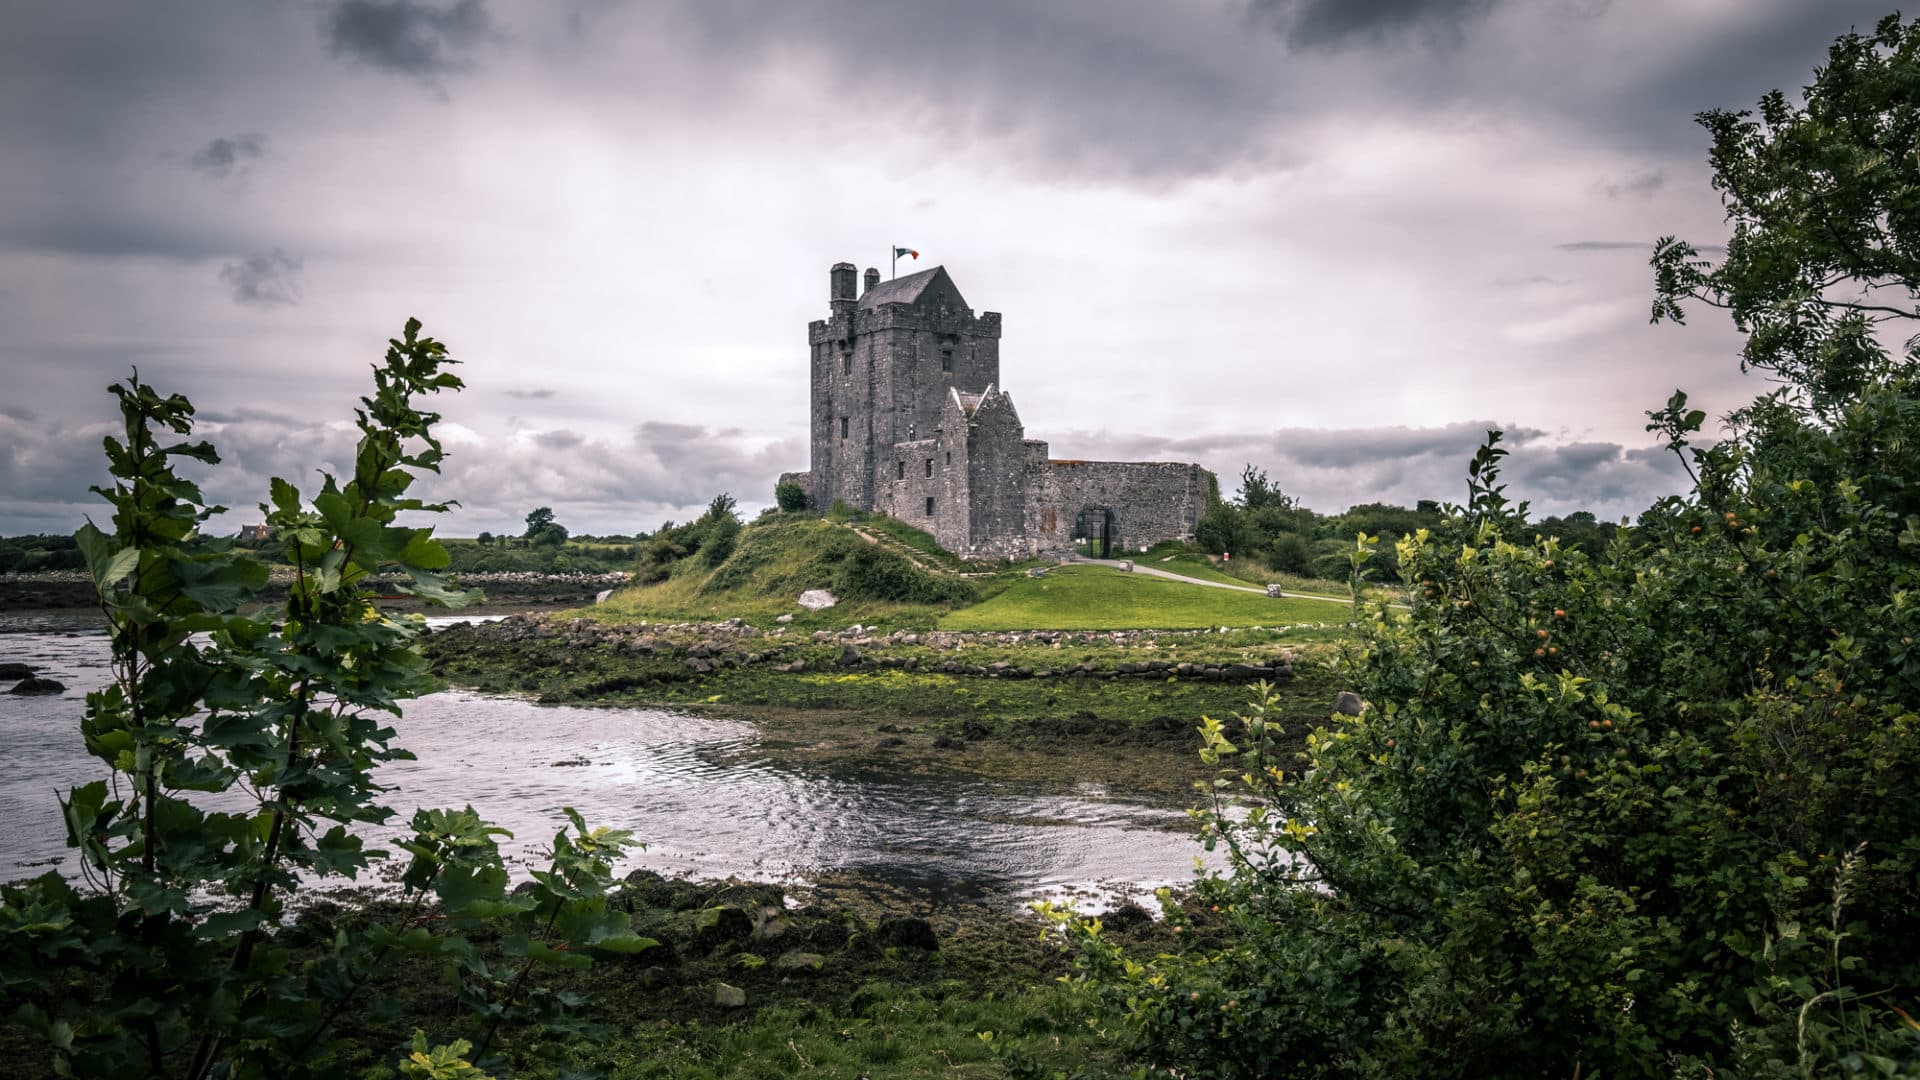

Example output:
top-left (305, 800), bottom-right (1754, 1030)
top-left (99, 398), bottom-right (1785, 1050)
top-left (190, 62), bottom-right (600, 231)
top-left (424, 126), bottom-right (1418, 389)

top-left (938, 564), bottom-right (1352, 632)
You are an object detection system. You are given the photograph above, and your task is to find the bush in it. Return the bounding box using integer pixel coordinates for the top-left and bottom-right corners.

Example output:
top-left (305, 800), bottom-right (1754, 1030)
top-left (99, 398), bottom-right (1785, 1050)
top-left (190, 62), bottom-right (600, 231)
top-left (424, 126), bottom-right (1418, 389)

top-left (0, 321), bottom-right (646, 1078)
top-left (774, 478), bottom-right (809, 512)
top-left (831, 543), bottom-right (974, 605)
top-left (1263, 532), bottom-right (1314, 575)
top-left (1055, 18), bottom-right (1920, 1077)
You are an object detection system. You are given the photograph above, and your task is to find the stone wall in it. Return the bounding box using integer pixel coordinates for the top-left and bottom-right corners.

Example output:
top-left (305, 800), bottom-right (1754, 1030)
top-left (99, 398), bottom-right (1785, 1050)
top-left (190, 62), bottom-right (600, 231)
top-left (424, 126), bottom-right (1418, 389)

top-left (1041, 460), bottom-right (1209, 554)
top-left (964, 390), bottom-right (1031, 558)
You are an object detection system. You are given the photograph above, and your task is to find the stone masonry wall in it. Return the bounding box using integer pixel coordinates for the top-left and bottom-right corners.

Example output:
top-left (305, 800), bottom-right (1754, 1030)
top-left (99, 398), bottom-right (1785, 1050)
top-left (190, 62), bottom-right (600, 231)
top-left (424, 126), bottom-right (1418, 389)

top-left (1041, 460), bottom-right (1209, 554)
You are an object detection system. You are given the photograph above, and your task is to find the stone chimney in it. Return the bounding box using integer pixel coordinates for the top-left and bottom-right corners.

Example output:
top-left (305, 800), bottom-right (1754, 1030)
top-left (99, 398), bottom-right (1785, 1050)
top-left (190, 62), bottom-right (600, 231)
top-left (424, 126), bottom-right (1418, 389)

top-left (863, 267), bottom-right (880, 295)
top-left (830, 262), bottom-right (857, 316)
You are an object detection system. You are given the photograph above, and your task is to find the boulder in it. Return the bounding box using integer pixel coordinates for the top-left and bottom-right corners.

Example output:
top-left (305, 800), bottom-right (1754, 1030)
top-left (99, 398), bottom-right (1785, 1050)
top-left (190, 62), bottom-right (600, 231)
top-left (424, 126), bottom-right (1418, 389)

top-left (1265, 584), bottom-right (1284, 598)
top-left (836, 645), bottom-right (863, 667)
top-left (0, 662), bottom-right (33, 679)
top-left (1334, 691), bottom-right (1365, 716)
top-left (751, 908), bottom-right (790, 942)
top-left (874, 916), bottom-right (939, 951)
top-left (797, 589), bottom-right (838, 611)
top-left (772, 950), bottom-right (825, 972)
top-left (9, 677), bottom-right (64, 695)
top-left (595, 589), bottom-right (614, 604)
top-left (714, 983), bottom-right (747, 1008)
top-left (776, 613), bottom-right (794, 623)
top-left (691, 905), bottom-right (754, 949)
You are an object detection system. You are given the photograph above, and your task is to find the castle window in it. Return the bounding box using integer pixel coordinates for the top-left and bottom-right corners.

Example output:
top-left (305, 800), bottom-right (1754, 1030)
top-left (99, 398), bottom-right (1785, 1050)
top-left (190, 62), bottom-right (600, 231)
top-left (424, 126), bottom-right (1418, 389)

top-left (945, 451), bottom-right (951, 465)
top-left (897, 461), bottom-right (905, 481)
top-left (925, 496), bottom-right (936, 516)
top-left (941, 347), bottom-right (953, 373)
top-left (840, 416), bottom-right (848, 439)
top-left (839, 343), bottom-right (852, 375)
top-left (924, 458), bottom-right (934, 478)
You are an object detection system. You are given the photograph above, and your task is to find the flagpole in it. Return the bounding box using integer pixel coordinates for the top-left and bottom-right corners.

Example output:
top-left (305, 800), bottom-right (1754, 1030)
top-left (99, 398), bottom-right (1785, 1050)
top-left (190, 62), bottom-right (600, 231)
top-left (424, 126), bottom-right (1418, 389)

top-left (890, 247), bottom-right (896, 280)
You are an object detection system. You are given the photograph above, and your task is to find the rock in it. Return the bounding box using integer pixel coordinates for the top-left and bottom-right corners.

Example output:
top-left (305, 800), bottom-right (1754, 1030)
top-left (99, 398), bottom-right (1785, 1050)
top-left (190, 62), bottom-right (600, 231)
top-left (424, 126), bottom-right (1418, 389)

top-left (751, 907), bottom-right (790, 942)
top-left (875, 916), bottom-right (939, 951)
top-left (1101, 903), bottom-right (1155, 934)
top-left (684, 658), bottom-right (714, 674)
top-left (1223, 663), bottom-right (1259, 680)
top-left (595, 589), bottom-right (614, 604)
top-left (772, 950), bottom-right (825, 972)
top-left (876, 736), bottom-right (905, 748)
top-left (9, 677), bottom-right (64, 695)
top-left (797, 589), bottom-right (838, 611)
top-left (836, 645), bottom-right (863, 667)
top-left (776, 613), bottom-right (794, 623)
top-left (931, 734), bottom-right (964, 750)
top-left (0, 662), bottom-right (33, 679)
top-left (1266, 584), bottom-right (1285, 598)
top-left (811, 630), bottom-right (833, 643)
top-left (691, 905), bottom-right (754, 948)
top-left (1334, 691), bottom-right (1365, 716)
top-left (714, 982), bottom-right (747, 1008)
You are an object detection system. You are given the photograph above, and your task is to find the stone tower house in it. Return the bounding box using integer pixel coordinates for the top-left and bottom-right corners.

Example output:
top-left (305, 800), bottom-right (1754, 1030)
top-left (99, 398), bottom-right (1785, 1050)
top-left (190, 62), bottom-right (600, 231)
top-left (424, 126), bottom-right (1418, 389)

top-left (782, 262), bottom-right (1208, 559)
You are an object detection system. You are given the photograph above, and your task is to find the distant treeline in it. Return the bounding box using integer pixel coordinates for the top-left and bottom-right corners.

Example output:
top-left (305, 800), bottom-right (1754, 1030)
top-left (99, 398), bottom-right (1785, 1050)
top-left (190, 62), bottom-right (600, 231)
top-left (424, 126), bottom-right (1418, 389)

top-left (0, 534), bottom-right (86, 573)
top-left (1197, 465), bottom-right (1623, 581)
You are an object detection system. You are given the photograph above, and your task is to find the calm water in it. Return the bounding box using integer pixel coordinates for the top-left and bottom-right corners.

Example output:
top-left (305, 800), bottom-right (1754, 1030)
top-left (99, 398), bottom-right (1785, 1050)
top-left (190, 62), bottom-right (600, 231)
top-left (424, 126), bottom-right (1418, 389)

top-left (0, 610), bottom-right (1207, 909)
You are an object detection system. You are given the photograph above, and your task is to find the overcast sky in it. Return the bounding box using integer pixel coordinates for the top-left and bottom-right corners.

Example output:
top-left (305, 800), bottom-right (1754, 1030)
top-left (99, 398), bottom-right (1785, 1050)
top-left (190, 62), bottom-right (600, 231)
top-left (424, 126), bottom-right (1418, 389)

top-left (0, 0), bottom-right (1892, 537)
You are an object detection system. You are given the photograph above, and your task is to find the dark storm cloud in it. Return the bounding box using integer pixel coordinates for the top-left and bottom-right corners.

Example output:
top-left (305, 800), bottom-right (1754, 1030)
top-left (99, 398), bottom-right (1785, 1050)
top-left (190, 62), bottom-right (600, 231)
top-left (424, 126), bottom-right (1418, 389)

top-left (189, 133), bottom-right (266, 178)
top-left (1250, 0), bottom-right (1501, 50)
top-left (219, 250), bottom-right (304, 307)
top-left (325, 0), bottom-right (492, 76)
top-left (2, 219), bottom-right (242, 261)
top-left (647, 0), bottom-right (1294, 182)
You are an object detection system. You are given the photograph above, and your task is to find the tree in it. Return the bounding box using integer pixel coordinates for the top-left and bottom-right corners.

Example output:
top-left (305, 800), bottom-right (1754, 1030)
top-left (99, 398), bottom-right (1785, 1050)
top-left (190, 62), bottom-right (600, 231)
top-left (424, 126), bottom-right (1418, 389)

top-left (1236, 464), bottom-right (1295, 512)
top-left (0, 322), bottom-right (649, 1077)
top-left (522, 506), bottom-right (555, 539)
top-left (1057, 16), bottom-right (1920, 1077)
top-left (475, 530), bottom-right (494, 546)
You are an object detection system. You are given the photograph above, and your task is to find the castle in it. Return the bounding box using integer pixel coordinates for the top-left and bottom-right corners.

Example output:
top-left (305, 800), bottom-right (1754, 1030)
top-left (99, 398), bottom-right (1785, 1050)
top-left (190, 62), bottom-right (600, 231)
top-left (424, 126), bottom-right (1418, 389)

top-left (779, 262), bottom-right (1210, 559)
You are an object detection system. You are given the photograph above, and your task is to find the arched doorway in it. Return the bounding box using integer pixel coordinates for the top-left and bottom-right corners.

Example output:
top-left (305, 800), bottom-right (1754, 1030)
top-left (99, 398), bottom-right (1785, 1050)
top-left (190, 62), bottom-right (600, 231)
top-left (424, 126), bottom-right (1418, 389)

top-left (1073, 507), bottom-right (1117, 558)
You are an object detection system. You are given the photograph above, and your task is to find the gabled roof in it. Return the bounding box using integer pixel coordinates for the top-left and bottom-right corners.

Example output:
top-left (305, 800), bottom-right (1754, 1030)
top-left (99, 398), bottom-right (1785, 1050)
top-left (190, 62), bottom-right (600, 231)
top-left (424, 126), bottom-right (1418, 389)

top-left (859, 265), bottom-right (968, 310)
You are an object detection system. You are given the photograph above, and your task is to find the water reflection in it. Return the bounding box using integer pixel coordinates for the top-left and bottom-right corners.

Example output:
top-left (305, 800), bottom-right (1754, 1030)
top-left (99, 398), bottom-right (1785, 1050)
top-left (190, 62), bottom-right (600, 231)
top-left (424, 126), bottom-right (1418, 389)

top-left (0, 610), bottom-right (1209, 907)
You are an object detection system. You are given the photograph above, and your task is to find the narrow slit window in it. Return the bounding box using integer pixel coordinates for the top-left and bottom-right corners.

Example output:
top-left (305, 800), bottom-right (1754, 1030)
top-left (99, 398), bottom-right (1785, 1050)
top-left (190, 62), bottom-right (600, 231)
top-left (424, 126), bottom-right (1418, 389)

top-left (925, 496), bottom-right (936, 516)
top-left (941, 347), bottom-right (953, 373)
top-left (945, 451), bottom-right (951, 465)
top-left (924, 458), bottom-right (934, 478)
top-left (897, 461), bottom-right (905, 480)
top-left (840, 416), bottom-right (848, 439)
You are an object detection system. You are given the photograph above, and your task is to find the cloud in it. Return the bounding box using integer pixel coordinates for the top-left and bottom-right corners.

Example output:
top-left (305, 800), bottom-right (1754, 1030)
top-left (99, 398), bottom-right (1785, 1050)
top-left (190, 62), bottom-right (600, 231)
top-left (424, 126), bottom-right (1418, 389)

top-left (324, 0), bottom-right (492, 76)
top-left (532, 429), bottom-right (584, 449)
top-left (1033, 420), bottom-right (1689, 522)
top-left (1250, 0), bottom-right (1502, 50)
top-left (189, 133), bottom-right (266, 178)
top-left (503, 388), bottom-right (556, 399)
top-left (219, 249), bottom-right (304, 307)
top-left (1556, 240), bottom-right (1646, 252)
top-left (1600, 168), bottom-right (1663, 198)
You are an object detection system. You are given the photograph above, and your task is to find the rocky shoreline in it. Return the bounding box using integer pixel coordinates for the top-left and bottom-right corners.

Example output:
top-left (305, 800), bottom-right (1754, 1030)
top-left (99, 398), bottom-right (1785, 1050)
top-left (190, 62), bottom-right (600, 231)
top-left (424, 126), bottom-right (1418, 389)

top-left (0, 570), bottom-right (631, 612)
top-left (436, 611), bottom-right (1300, 686)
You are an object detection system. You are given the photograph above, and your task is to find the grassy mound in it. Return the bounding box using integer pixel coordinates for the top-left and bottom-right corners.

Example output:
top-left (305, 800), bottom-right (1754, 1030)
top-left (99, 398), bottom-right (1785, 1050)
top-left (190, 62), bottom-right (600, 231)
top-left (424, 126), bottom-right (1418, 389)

top-left (597, 516), bottom-right (975, 627)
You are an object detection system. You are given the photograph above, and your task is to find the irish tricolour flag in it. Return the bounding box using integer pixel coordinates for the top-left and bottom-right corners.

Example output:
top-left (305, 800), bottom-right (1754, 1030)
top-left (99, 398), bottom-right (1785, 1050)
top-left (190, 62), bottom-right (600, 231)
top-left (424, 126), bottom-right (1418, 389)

top-left (894, 247), bottom-right (919, 260)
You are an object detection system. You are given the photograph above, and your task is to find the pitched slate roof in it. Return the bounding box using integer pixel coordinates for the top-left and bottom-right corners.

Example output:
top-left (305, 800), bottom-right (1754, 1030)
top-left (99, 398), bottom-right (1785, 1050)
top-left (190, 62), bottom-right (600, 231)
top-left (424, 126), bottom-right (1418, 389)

top-left (858, 265), bottom-right (968, 310)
